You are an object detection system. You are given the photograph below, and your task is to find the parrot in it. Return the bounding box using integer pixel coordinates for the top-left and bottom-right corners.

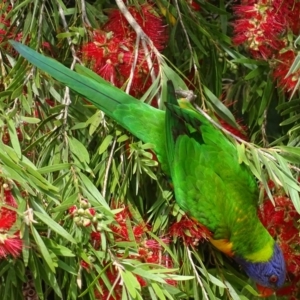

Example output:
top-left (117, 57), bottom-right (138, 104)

top-left (10, 41), bottom-right (286, 290)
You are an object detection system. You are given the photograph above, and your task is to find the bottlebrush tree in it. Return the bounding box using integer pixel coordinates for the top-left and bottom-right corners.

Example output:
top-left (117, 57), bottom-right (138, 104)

top-left (0, 0), bottom-right (300, 299)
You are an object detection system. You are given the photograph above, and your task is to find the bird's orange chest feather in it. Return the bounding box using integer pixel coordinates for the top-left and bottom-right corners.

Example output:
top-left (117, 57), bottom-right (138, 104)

top-left (209, 237), bottom-right (234, 256)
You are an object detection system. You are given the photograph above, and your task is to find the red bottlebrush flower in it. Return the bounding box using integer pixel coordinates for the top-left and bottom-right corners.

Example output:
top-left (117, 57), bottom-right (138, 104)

top-left (3, 190), bottom-right (17, 207)
top-left (1, 127), bottom-right (23, 145)
top-left (161, 254), bottom-right (173, 268)
top-left (0, 2), bottom-right (24, 55)
top-left (136, 275), bottom-right (147, 287)
top-left (95, 267), bottom-right (122, 300)
top-left (118, 50), bottom-right (159, 98)
top-left (272, 0), bottom-right (300, 35)
top-left (87, 208), bottom-right (96, 216)
top-left (165, 278), bottom-right (177, 286)
top-left (16, 128), bottom-right (23, 142)
top-left (0, 190), bottom-right (17, 230)
top-left (0, 233), bottom-right (22, 258)
top-left (218, 118), bottom-right (248, 141)
top-left (273, 49), bottom-right (300, 93)
top-left (144, 237), bottom-right (170, 250)
top-left (68, 205), bottom-right (77, 216)
top-left (86, 5), bottom-right (168, 99)
top-left (144, 252), bottom-right (159, 264)
top-left (90, 231), bottom-right (101, 250)
top-left (139, 238), bottom-right (173, 268)
top-left (80, 260), bottom-right (90, 269)
top-left (110, 205), bottom-right (134, 241)
top-left (81, 30), bottom-right (122, 86)
top-left (1, 129), bottom-right (10, 144)
top-left (169, 215), bottom-right (211, 246)
top-left (103, 5), bottom-right (168, 51)
top-left (46, 99), bottom-right (55, 107)
top-left (80, 260), bottom-right (90, 270)
top-left (133, 224), bottom-right (148, 241)
top-left (188, 0), bottom-right (201, 11)
top-left (90, 231), bottom-right (101, 241)
top-left (114, 205), bottom-right (132, 223)
top-left (259, 186), bottom-right (300, 297)
top-left (287, 2), bottom-right (300, 35)
top-left (0, 208), bottom-right (17, 230)
top-left (232, 1), bottom-right (286, 59)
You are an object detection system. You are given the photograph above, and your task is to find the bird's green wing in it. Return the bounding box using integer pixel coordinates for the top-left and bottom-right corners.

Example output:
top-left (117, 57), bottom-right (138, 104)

top-left (10, 41), bottom-right (169, 172)
top-left (165, 82), bottom-right (226, 234)
top-left (165, 89), bottom-right (271, 257)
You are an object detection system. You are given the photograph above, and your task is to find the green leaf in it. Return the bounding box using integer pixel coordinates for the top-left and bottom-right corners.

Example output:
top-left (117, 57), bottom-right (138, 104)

top-left (38, 163), bottom-right (72, 174)
top-left (86, 110), bottom-right (104, 135)
top-left (78, 172), bottom-right (109, 208)
top-left (203, 85), bottom-right (237, 128)
top-left (42, 239), bottom-right (75, 257)
top-left (20, 116), bottom-right (41, 124)
top-left (68, 136), bottom-right (90, 164)
top-left (151, 282), bottom-right (166, 300)
top-left (244, 66), bottom-right (263, 80)
top-left (98, 135), bottom-right (114, 155)
top-left (34, 211), bottom-right (76, 243)
top-left (121, 270), bottom-right (140, 298)
top-left (31, 226), bottom-right (55, 273)
top-left (7, 119), bottom-right (22, 158)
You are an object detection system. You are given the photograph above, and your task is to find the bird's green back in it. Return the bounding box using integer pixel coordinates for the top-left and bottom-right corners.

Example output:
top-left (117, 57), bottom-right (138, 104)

top-left (165, 88), bottom-right (274, 260)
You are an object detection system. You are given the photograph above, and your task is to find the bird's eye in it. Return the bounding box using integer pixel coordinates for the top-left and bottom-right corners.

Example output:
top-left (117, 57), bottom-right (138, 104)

top-left (269, 275), bottom-right (278, 284)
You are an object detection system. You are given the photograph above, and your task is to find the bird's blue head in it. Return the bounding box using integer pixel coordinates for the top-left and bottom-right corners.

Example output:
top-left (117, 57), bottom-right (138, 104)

top-left (235, 243), bottom-right (286, 289)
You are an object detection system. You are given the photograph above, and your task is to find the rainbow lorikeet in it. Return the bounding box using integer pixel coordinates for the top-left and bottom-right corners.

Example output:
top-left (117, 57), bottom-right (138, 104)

top-left (10, 41), bottom-right (286, 289)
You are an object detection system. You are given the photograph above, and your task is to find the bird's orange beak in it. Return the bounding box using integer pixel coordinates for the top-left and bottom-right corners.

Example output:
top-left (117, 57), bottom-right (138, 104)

top-left (256, 284), bottom-right (275, 297)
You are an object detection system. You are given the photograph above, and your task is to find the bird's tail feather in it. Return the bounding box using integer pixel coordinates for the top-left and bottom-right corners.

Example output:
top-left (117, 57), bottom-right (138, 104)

top-left (10, 41), bottom-right (139, 117)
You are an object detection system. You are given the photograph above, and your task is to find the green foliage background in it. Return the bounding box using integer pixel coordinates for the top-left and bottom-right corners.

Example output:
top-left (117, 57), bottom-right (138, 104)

top-left (0, 0), bottom-right (299, 299)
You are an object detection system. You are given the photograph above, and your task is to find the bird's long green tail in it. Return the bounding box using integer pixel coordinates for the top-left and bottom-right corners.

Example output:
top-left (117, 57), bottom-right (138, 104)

top-left (10, 41), bottom-right (168, 172)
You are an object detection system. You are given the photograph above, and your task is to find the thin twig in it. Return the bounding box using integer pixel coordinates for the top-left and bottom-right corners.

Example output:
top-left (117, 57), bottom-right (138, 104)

top-left (57, 2), bottom-right (82, 125)
top-left (37, 0), bottom-right (46, 47)
top-left (141, 38), bottom-right (157, 84)
top-left (115, 0), bottom-right (163, 90)
top-left (102, 137), bottom-right (117, 198)
top-left (126, 34), bottom-right (140, 94)
top-left (115, 0), bottom-right (162, 59)
top-left (261, 108), bottom-right (269, 147)
top-left (57, 3), bottom-right (81, 65)
top-left (186, 247), bottom-right (209, 300)
top-left (173, 0), bottom-right (203, 103)
top-left (80, 0), bottom-right (91, 27)
top-left (106, 249), bottom-right (125, 300)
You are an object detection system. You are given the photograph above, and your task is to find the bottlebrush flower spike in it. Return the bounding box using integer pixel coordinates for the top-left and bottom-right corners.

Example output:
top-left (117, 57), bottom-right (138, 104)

top-left (0, 190), bottom-right (18, 230)
top-left (287, 2), bottom-right (300, 35)
top-left (90, 231), bottom-right (101, 250)
top-left (103, 4), bottom-right (168, 51)
top-left (95, 267), bottom-right (122, 300)
top-left (259, 188), bottom-right (300, 297)
top-left (169, 215), bottom-right (211, 246)
top-left (0, 233), bottom-right (22, 258)
top-left (273, 49), bottom-right (300, 93)
top-left (232, 0), bottom-right (286, 59)
top-left (188, 0), bottom-right (201, 11)
top-left (82, 31), bottom-right (121, 86)
top-left (218, 118), bottom-right (248, 141)
top-left (0, 1), bottom-right (23, 54)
